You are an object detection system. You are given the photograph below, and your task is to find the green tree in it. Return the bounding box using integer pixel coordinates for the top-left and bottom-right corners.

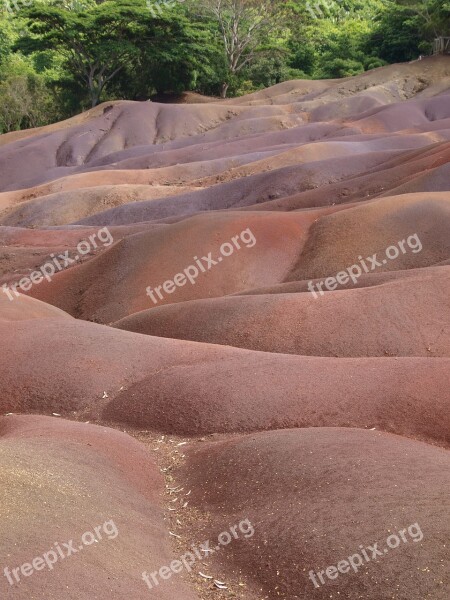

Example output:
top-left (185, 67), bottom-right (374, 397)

top-left (396, 0), bottom-right (450, 38)
top-left (16, 0), bottom-right (213, 106)
top-left (17, 2), bottom-right (146, 107)
top-left (368, 0), bottom-right (450, 62)
top-left (0, 53), bottom-right (57, 132)
top-left (367, 4), bottom-right (424, 62)
top-left (191, 0), bottom-right (291, 97)
top-left (286, 0), bottom-right (387, 78)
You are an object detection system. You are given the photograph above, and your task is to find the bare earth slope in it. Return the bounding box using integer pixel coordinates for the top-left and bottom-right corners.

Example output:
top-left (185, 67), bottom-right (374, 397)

top-left (113, 266), bottom-right (450, 357)
top-left (0, 415), bottom-right (198, 600)
top-left (0, 56), bottom-right (449, 600)
top-left (176, 428), bottom-right (450, 600)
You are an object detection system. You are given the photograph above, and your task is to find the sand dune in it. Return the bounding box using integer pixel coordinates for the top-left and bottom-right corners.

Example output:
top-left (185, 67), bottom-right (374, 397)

top-left (0, 415), bottom-right (197, 599)
top-left (0, 318), bottom-right (449, 446)
top-left (0, 291), bottom-right (73, 321)
top-left (177, 428), bottom-right (450, 599)
top-left (113, 267), bottom-right (450, 357)
top-left (1, 56), bottom-right (449, 600)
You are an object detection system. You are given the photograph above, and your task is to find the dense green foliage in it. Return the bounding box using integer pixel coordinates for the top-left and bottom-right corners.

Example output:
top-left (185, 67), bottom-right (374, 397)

top-left (0, 0), bottom-right (448, 131)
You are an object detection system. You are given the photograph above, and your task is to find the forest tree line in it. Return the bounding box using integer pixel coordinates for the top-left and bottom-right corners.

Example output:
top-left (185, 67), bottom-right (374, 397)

top-left (0, 0), bottom-right (449, 132)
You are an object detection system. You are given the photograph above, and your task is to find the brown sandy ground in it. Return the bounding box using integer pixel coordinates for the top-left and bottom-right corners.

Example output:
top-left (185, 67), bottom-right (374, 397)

top-left (0, 57), bottom-right (449, 600)
top-left (0, 222), bottom-right (163, 289)
top-left (20, 193), bottom-right (450, 324)
top-left (0, 414), bottom-right (198, 600)
top-left (173, 428), bottom-right (450, 600)
top-left (113, 266), bottom-right (450, 357)
top-left (0, 311), bottom-right (448, 446)
top-left (0, 184), bottom-right (200, 227)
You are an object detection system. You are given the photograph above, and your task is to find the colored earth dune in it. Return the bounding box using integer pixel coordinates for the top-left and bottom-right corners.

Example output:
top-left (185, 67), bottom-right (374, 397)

top-left (0, 56), bottom-right (449, 600)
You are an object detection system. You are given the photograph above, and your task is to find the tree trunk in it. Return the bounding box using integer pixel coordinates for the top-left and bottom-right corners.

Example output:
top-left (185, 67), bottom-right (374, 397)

top-left (220, 82), bottom-right (229, 98)
top-left (90, 88), bottom-right (100, 108)
top-left (88, 71), bottom-right (100, 107)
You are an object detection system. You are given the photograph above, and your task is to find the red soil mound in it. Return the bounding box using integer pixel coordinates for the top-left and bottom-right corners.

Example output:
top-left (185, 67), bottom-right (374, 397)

top-left (237, 142), bottom-right (450, 213)
top-left (25, 193), bottom-right (450, 325)
top-left (113, 266), bottom-right (450, 357)
top-left (286, 193), bottom-right (450, 282)
top-left (0, 414), bottom-right (197, 599)
top-left (176, 427), bottom-right (450, 599)
top-left (0, 56), bottom-right (449, 600)
top-left (72, 150), bottom-right (413, 225)
top-left (0, 318), bottom-right (448, 446)
top-left (0, 292), bottom-right (72, 321)
top-left (27, 211), bottom-right (318, 323)
top-left (0, 222), bottom-right (161, 291)
top-left (0, 184), bottom-right (197, 227)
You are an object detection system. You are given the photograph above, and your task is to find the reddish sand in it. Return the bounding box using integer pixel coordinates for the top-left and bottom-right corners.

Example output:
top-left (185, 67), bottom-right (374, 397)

top-left (177, 428), bottom-right (450, 599)
top-left (0, 292), bottom-right (72, 321)
top-left (0, 415), bottom-right (197, 599)
top-left (113, 266), bottom-right (450, 357)
top-left (0, 56), bottom-right (449, 600)
top-left (0, 317), bottom-right (448, 446)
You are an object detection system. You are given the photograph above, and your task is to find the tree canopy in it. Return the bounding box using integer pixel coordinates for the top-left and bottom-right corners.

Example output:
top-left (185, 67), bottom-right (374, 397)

top-left (0, 0), bottom-right (448, 131)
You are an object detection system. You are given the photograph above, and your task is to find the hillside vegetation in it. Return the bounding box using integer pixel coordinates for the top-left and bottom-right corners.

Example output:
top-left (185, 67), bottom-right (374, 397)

top-left (0, 0), bottom-right (449, 131)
